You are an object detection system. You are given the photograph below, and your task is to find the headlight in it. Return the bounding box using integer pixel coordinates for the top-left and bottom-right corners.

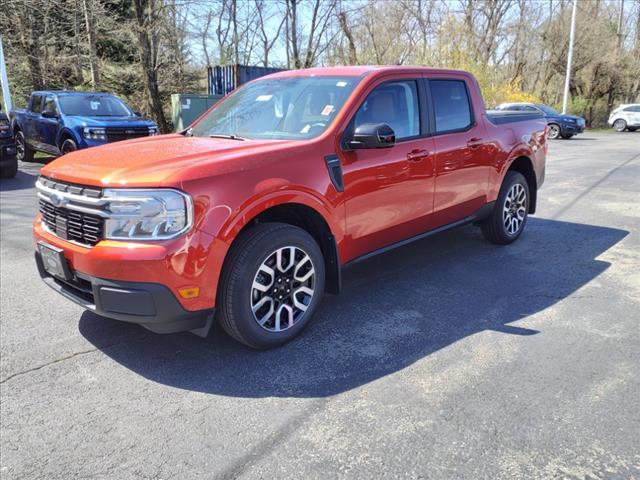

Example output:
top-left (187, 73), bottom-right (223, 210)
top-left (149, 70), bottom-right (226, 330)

top-left (103, 189), bottom-right (193, 240)
top-left (148, 126), bottom-right (159, 136)
top-left (83, 127), bottom-right (106, 140)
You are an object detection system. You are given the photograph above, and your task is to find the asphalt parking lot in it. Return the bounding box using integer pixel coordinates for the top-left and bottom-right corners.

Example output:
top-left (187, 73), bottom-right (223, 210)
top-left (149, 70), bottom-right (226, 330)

top-left (1, 131), bottom-right (639, 479)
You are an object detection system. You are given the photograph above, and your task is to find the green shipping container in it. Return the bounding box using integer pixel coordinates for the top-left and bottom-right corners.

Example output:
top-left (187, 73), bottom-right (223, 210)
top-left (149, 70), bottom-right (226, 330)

top-left (171, 94), bottom-right (223, 132)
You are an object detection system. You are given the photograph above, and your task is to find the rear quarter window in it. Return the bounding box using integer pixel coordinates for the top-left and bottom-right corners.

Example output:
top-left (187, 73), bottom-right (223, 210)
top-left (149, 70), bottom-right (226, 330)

top-left (429, 80), bottom-right (473, 133)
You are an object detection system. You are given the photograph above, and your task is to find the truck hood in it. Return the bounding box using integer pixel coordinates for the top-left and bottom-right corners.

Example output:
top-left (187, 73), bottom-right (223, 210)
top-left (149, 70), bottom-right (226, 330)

top-left (40, 134), bottom-right (297, 187)
top-left (65, 115), bottom-right (156, 128)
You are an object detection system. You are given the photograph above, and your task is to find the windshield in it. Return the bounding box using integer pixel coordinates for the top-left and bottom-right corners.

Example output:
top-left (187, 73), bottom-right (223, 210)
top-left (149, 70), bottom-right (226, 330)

top-left (537, 104), bottom-right (559, 115)
top-left (58, 95), bottom-right (133, 116)
top-left (190, 76), bottom-right (361, 140)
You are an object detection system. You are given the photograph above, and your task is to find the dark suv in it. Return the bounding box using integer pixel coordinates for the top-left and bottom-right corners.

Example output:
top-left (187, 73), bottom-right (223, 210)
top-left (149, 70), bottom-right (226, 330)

top-left (496, 103), bottom-right (585, 139)
top-left (0, 108), bottom-right (17, 179)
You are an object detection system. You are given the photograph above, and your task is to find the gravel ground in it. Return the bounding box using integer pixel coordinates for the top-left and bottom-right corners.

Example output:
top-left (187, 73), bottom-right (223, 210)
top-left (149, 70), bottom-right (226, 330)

top-left (1, 131), bottom-right (639, 479)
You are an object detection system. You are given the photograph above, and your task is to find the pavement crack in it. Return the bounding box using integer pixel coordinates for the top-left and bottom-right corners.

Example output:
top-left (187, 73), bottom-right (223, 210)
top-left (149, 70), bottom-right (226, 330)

top-left (1, 347), bottom-right (100, 384)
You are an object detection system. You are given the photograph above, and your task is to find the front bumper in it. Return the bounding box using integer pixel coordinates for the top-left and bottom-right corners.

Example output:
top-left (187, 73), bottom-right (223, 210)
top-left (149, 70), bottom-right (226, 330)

top-left (560, 123), bottom-right (584, 135)
top-left (35, 250), bottom-right (214, 335)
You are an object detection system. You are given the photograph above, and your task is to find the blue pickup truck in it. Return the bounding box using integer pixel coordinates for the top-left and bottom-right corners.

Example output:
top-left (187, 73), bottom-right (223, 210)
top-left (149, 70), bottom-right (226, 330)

top-left (496, 102), bottom-right (586, 139)
top-left (11, 91), bottom-right (159, 161)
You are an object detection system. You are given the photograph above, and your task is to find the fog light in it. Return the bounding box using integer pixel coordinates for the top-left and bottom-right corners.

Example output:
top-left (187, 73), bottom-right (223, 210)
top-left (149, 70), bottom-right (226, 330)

top-left (178, 287), bottom-right (200, 299)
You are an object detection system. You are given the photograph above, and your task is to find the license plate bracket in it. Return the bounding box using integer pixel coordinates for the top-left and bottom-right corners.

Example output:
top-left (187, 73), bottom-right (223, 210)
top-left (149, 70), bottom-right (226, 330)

top-left (38, 242), bottom-right (72, 281)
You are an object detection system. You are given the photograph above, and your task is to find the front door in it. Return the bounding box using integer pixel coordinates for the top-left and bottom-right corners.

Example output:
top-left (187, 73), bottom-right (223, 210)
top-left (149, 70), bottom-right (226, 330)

top-left (339, 78), bottom-right (436, 262)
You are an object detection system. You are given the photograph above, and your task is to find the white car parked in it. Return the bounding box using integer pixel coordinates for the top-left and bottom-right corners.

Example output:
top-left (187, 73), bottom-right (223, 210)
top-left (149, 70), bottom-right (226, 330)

top-left (608, 104), bottom-right (640, 132)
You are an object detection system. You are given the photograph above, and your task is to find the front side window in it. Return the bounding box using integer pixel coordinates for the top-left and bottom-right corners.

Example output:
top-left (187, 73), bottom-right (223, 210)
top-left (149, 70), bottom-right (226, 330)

top-left (430, 80), bottom-right (472, 133)
top-left (58, 95), bottom-right (133, 116)
top-left (190, 76), bottom-right (360, 140)
top-left (537, 105), bottom-right (559, 116)
top-left (43, 96), bottom-right (58, 116)
top-left (624, 105), bottom-right (640, 112)
top-left (353, 80), bottom-right (420, 140)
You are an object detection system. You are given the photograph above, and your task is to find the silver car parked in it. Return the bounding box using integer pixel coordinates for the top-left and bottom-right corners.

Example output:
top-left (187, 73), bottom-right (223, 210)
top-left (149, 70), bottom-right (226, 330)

top-left (608, 104), bottom-right (640, 132)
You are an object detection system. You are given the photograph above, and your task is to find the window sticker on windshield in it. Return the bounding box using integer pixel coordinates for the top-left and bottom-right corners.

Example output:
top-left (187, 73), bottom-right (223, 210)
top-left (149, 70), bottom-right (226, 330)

top-left (256, 95), bottom-right (273, 102)
top-left (90, 101), bottom-right (101, 110)
top-left (321, 105), bottom-right (334, 116)
top-left (336, 81), bottom-right (348, 87)
top-left (300, 125), bottom-right (311, 134)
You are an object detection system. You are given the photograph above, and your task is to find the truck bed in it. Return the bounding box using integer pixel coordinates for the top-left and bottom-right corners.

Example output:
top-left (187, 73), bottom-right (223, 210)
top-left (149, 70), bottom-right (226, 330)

top-left (485, 110), bottom-right (544, 125)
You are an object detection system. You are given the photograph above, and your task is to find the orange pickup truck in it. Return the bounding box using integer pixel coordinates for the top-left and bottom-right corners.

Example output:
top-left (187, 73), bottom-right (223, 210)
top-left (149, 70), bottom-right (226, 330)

top-left (34, 66), bottom-right (547, 348)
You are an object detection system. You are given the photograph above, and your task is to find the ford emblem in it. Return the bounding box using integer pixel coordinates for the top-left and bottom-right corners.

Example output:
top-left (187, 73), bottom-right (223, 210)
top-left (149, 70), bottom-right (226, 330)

top-left (49, 193), bottom-right (65, 207)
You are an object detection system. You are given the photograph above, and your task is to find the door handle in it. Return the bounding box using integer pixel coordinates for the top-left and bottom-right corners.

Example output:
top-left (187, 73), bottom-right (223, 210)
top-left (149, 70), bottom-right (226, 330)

top-left (407, 149), bottom-right (429, 162)
top-left (467, 137), bottom-right (483, 148)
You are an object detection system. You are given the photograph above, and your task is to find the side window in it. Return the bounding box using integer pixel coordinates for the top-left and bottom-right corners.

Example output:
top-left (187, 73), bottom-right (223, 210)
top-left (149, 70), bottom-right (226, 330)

top-left (43, 96), bottom-right (58, 116)
top-left (625, 106), bottom-right (640, 112)
top-left (429, 80), bottom-right (473, 133)
top-left (522, 105), bottom-right (538, 112)
top-left (354, 80), bottom-right (420, 140)
top-left (30, 95), bottom-right (43, 113)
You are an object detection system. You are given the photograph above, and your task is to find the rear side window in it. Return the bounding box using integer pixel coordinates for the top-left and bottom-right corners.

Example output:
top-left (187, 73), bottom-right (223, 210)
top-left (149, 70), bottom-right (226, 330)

top-left (430, 80), bottom-right (472, 133)
top-left (30, 95), bottom-right (43, 113)
top-left (354, 80), bottom-right (420, 140)
top-left (624, 105), bottom-right (640, 112)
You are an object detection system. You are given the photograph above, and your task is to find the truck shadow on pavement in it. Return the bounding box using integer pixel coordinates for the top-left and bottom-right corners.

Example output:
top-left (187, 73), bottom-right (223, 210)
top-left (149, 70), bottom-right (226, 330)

top-left (79, 218), bottom-right (628, 398)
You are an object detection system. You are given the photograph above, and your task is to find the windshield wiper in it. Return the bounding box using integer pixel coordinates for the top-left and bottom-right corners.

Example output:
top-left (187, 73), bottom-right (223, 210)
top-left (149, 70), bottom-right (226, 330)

top-left (209, 133), bottom-right (248, 141)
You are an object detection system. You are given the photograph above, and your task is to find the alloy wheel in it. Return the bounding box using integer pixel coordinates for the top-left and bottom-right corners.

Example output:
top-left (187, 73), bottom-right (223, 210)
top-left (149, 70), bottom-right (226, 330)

top-left (548, 124), bottom-right (560, 139)
top-left (16, 133), bottom-right (25, 161)
top-left (503, 183), bottom-right (527, 235)
top-left (613, 119), bottom-right (626, 132)
top-left (250, 246), bottom-right (316, 332)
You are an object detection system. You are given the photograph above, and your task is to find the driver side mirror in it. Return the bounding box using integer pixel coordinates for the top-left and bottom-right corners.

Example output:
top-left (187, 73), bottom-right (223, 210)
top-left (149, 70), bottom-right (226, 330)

top-left (133, 111), bottom-right (141, 117)
top-left (41, 110), bottom-right (58, 119)
top-left (344, 123), bottom-right (395, 150)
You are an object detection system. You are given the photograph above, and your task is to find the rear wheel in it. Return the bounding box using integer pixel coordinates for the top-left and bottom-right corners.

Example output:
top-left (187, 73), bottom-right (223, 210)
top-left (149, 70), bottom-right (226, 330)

top-left (15, 131), bottom-right (33, 162)
top-left (480, 171), bottom-right (530, 245)
top-left (613, 119), bottom-right (627, 132)
top-left (548, 123), bottom-right (561, 139)
top-left (217, 223), bottom-right (325, 349)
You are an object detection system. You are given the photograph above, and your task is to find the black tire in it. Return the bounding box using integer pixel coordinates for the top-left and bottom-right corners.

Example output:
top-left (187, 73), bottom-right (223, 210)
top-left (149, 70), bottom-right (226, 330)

top-left (613, 119), bottom-right (627, 132)
top-left (61, 138), bottom-right (77, 155)
top-left (217, 223), bottom-right (325, 349)
top-left (480, 171), bottom-right (530, 245)
top-left (548, 123), bottom-right (561, 139)
top-left (0, 158), bottom-right (18, 179)
top-left (15, 130), bottom-right (33, 162)
top-left (561, 133), bottom-right (574, 139)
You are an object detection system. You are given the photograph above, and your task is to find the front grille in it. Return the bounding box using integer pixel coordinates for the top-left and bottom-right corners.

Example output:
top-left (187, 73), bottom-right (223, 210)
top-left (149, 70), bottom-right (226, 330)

top-left (39, 199), bottom-right (103, 246)
top-left (105, 127), bottom-right (150, 142)
top-left (38, 176), bottom-right (102, 197)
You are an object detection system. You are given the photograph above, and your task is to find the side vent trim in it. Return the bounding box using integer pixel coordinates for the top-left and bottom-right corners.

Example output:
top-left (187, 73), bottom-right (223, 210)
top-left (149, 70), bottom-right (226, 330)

top-left (324, 154), bottom-right (344, 192)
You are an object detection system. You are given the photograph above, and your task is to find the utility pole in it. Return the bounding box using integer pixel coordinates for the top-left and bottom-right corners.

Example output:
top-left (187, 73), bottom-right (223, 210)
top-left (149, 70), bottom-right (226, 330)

top-left (562, 0), bottom-right (578, 115)
top-left (0, 37), bottom-right (12, 113)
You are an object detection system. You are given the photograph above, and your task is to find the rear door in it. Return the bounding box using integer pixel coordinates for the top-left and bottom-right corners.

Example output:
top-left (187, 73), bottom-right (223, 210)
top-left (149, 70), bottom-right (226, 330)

top-left (339, 76), bottom-right (436, 261)
top-left (26, 94), bottom-right (43, 147)
top-left (427, 77), bottom-right (491, 224)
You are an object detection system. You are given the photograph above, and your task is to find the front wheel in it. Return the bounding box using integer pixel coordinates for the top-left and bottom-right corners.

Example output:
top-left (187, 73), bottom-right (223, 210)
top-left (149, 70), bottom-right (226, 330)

top-left (613, 119), bottom-right (627, 132)
top-left (217, 223), bottom-right (325, 349)
top-left (480, 171), bottom-right (530, 245)
top-left (548, 123), bottom-right (561, 139)
top-left (61, 138), bottom-right (77, 155)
